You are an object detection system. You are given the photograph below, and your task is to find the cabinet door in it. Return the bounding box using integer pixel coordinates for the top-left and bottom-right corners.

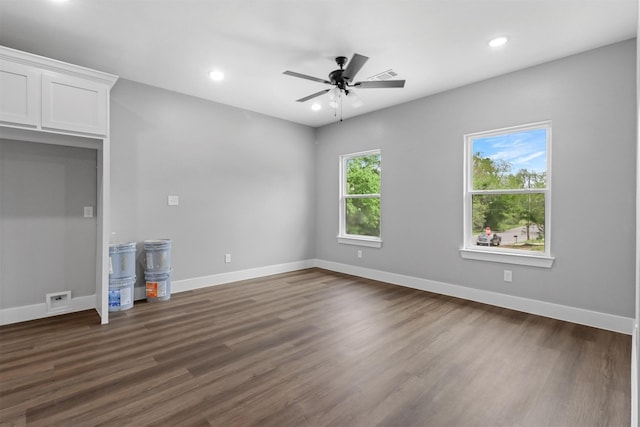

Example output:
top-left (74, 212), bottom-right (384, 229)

top-left (41, 73), bottom-right (107, 136)
top-left (0, 60), bottom-right (40, 127)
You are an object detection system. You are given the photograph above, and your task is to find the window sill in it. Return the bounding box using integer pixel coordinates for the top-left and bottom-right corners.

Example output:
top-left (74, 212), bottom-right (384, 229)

top-left (460, 248), bottom-right (554, 268)
top-left (337, 236), bottom-right (382, 248)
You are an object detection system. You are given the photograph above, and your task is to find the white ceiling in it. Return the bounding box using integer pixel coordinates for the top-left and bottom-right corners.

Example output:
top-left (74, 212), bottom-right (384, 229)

top-left (0, 0), bottom-right (637, 128)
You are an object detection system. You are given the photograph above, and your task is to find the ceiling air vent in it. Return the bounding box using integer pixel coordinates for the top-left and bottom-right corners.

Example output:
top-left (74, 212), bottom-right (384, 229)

top-left (368, 69), bottom-right (398, 81)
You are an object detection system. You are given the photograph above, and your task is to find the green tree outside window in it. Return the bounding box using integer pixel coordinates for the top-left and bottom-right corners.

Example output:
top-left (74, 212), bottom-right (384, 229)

top-left (344, 154), bottom-right (381, 237)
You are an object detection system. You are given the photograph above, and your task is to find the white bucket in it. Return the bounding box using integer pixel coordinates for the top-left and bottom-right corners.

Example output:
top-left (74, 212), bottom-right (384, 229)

top-left (109, 242), bottom-right (136, 279)
top-left (108, 276), bottom-right (135, 312)
top-left (145, 270), bottom-right (171, 302)
top-left (144, 239), bottom-right (172, 273)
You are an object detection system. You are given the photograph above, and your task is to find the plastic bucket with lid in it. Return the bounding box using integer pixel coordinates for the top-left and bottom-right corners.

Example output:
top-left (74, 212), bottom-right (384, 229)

top-left (108, 276), bottom-right (135, 311)
top-left (145, 270), bottom-right (172, 302)
top-left (109, 242), bottom-right (137, 279)
top-left (144, 239), bottom-right (172, 272)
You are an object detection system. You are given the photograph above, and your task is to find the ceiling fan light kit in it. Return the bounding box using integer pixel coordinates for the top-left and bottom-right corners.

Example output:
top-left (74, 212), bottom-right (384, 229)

top-left (283, 53), bottom-right (405, 120)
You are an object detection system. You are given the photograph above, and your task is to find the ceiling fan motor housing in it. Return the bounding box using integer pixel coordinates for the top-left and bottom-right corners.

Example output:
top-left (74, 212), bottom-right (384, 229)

top-left (329, 56), bottom-right (350, 89)
top-left (329, 69), bottom-right (347, 88)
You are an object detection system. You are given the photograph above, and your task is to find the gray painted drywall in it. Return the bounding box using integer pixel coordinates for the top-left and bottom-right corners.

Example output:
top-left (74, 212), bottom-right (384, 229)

top-left (0, 139), bottom-right (97, 309)
top-left (110, 79), bottom-right (316, 288)
top-left (636, 10), bottom-right (640, 418)
top-left (315, 39), bottom-right (637, 318)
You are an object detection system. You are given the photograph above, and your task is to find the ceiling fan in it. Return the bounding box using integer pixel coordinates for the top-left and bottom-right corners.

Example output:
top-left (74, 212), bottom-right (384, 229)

top-left (283, 53), bottom-right (406, 104)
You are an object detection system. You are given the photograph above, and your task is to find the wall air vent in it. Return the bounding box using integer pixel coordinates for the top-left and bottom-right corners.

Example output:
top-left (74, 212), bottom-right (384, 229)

top-left (46, 291), bottom-right (71, 313)
top-left (368, 69), bottom-right (398, 81)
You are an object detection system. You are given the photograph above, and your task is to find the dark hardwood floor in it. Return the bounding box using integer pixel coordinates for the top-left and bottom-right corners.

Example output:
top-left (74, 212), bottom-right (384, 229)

top-left (0, 268), bottom-right (631, 426)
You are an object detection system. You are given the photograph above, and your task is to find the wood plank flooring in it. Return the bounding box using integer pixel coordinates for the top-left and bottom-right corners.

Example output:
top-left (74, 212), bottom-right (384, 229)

top-left (0, 268), bottom-right (631, 426)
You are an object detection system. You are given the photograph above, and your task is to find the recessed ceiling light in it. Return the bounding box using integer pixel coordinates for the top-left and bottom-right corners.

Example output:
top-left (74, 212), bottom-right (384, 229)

top-left (208, 70), bottom-right (224, 81)
top-left (311, 103), bottom-right (322, 111)
top-left (489, 36), bottom-right (508, 48)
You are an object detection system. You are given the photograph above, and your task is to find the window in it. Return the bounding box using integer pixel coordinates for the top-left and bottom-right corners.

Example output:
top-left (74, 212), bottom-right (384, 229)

top-left (461, 122), bottom-right (554, 267)
top-left (337, 150), bottom-right (382, 248)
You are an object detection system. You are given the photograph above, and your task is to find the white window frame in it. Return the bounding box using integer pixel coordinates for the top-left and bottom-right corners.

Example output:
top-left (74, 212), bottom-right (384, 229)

top-left (460, 121), bottom-right (555, 268)
top-left (337, 149), bottom-right (382, 248)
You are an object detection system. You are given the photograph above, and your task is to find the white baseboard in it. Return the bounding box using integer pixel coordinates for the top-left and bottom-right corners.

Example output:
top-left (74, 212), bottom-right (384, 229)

top-left (170, 259), bottom-right (317, 294)
top-left (0, 294), bottom-right (96, 326)
top-left (632, 323), bottom-right (638, 427)
top-left (130, 260), bottom-right (317, 301)
top-left (4, 260), bottom-right (631, 337)
top-left (134, 286), bottom-right (147, 301)
top-left (315, 259), bottom-right (635, 335)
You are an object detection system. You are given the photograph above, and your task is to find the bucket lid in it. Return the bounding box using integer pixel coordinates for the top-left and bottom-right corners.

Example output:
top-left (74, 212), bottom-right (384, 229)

top-left (109, 242), bottom-right (137, 253)
top-left (145, 269), bottom-right (173, 279)
top-left (144, 239), bottom-right (172, 247)
top-left (109, 276), bottom-right (136, 285)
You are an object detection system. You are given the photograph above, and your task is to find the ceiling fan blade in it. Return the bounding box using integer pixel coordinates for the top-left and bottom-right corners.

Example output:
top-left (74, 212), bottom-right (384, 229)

top-left (343, 53), bottom-right (369, 82)
top-left (283, 70), bottom-right (331, 85)
top-left (354, 80), bottom-right (406, 88)
top-left (296, 89), bottom-right (331, 102)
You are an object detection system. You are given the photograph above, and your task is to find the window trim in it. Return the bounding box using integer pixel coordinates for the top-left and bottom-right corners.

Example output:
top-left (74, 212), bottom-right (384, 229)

top-left (461, 121), bottom-right (554, 268)
top-left (337, 149), bottom-right (382, 248)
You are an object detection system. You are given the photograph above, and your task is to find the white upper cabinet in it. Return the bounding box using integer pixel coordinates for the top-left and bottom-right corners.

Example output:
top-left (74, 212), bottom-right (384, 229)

top-left (41, 72), bottom-right (107, 135)
top-left (0, 46), bottom-right (117, 137)
top-left (0, 60), bottom-right (40, 127)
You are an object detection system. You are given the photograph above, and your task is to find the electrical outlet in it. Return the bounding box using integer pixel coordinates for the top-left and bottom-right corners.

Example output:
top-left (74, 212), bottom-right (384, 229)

top-left (357, 250), bottom-right (363, 259)
top-left (225, 253), bottom-right (231, 263)
top-left (83, 206), bottom-right (93, 218)
top-left (167, 195), bottom-right (179, 206)
top-left (504, 270), bottom-right (513, 282)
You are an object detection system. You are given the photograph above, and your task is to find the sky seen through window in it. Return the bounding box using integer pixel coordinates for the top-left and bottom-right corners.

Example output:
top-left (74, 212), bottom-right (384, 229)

top-left (473, 128), bottom-right (547, 174)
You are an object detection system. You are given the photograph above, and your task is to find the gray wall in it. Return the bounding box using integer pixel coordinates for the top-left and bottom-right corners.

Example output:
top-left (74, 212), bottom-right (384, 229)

top-left (315, 39), bottom-right (637, 318)
top-left (110, 79), bottom-right (317, 287)
top-left (4, 40), bottom-right (632, 319)
top-left (0, 139), bottom-right (97, 308)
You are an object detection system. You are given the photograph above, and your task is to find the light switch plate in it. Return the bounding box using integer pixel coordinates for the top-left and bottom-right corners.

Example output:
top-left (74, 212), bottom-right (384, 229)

top-left (168, 195), bottom-right (179, 206)
top-left (504, 270), bottom-right (513, 282)
top-left (83, 206), bottom-right (93, 218)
